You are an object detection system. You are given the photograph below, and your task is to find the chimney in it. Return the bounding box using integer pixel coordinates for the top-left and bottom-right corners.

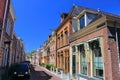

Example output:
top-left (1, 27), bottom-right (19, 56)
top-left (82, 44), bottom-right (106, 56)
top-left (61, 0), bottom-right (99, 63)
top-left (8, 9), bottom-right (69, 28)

top-left (48, 35), bottom-right (51, 39)
top-left (61, 13), bottom-right (68, 23)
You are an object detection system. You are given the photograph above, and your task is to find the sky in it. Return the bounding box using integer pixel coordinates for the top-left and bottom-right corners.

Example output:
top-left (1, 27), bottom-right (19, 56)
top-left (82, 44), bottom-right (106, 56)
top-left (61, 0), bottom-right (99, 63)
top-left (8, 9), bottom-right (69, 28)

top-left (12, 0), bottom-right (120, 53)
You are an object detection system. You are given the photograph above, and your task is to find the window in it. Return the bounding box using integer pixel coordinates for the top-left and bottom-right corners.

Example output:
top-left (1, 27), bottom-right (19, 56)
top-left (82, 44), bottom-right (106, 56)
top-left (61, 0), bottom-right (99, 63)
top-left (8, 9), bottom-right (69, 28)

top-left (72, 46), bottom-right (76, 52)
top-left (80, 44), bottom-right (87, 75)
top-left (92, 40), bottom-right (103, 78)
top-left (58, 37), bottom-right (60, 48)
top-left (6, 19), bottom-right (11, 36)
top-left (79, 15), bottom-right (85, 29)
top-left (79, 12), bottom-right (96, 30)
top-left (72, 19), bottom-right (78, 32)
top-left (61, 34), bottom-right (64, 46)
top-left (65, 31), bottom-right (68, 44)
top-left (86, 12), bottom-right (96, 25)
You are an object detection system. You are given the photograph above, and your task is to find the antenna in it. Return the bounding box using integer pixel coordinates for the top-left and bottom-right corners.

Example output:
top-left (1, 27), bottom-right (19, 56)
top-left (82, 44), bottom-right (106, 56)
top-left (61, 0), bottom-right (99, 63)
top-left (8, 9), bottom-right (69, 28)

top-left (97, 8), bottom-right (100, 12)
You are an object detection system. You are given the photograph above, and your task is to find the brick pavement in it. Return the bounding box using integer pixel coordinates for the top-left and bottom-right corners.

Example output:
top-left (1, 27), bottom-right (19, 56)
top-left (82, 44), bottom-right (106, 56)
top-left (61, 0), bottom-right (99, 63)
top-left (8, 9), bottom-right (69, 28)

top-left (30, 64), bottom-right (62, 80)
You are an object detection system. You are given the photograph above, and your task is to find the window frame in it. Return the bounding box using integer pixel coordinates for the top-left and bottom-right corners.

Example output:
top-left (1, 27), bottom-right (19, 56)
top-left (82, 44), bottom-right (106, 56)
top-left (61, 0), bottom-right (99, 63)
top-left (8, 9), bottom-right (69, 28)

top-left (6, 19), bottom-right (11, 36)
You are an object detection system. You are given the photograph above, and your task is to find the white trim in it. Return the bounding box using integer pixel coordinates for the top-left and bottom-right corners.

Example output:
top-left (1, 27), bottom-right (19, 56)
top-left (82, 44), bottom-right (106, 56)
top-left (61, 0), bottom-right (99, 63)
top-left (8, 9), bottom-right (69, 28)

top-left (86, 37), bottom-right (100, 43)
top-left (75, 42), bottom-right (84, 46)
top-left (85, 13), bottom-right (87, 26)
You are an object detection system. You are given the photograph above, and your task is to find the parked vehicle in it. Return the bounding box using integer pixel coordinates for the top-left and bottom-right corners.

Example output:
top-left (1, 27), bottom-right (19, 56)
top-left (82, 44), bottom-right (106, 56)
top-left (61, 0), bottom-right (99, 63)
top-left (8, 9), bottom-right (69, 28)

top-left (23, 61), bottom-right (30, 65)
top-left (12, 63), bottom-right (30, 80)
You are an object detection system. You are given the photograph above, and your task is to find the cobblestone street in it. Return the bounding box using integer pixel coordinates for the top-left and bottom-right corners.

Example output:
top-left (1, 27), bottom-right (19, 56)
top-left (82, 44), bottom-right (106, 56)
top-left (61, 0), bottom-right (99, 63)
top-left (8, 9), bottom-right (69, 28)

top-left (30, 64), bottom-right (62, 80)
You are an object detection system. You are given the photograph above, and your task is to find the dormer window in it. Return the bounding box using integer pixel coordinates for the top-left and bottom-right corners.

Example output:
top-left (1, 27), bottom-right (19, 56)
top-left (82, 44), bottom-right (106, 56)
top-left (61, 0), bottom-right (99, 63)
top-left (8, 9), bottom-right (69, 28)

top-left (79, 12), bottom-right (97, 30)
top-left (86, 12), bottom-right (96, 25)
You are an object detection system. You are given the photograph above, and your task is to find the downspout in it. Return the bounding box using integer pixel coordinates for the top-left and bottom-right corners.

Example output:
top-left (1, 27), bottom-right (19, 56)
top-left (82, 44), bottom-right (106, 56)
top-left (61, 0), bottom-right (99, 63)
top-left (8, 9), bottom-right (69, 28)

top-left (114, 21), bottom-right (120, 71)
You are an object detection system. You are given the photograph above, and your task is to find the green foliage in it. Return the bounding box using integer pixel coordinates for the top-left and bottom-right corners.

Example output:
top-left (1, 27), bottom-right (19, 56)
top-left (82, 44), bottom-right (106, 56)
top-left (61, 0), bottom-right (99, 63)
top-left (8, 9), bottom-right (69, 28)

top-left (46, 64), bottom-right (51, 70)
top-left (49, 64), bottom-right (55, 68)
top-left (28, 50), bottom-right (37, 59)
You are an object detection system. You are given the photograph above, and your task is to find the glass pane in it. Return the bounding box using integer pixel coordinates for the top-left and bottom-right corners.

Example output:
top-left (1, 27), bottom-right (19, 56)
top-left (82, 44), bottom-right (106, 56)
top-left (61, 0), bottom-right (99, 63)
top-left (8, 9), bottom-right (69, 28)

top-left (86, 12), bottom-right (96, 25)
top-left (72, 46), bottom-right (76, 52)
top-left (92, 40), bottom-right (104, 78)
top-left (79, 15), bottom-right (85, 29)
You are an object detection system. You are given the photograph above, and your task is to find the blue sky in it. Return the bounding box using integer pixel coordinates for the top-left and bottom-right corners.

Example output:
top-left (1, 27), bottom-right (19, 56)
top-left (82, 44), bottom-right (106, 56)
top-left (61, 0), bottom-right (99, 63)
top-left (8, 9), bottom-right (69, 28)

top-left (12, 0), bottom-right (120, 53)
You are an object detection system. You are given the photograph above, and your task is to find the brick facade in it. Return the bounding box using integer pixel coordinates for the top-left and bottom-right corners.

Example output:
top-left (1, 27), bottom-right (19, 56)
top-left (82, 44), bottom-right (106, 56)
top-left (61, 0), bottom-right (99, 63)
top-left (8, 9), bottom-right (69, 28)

top-left (56, 14), bottom-right (72, 73)
top-left (0, 0), bottom-right (25, 68)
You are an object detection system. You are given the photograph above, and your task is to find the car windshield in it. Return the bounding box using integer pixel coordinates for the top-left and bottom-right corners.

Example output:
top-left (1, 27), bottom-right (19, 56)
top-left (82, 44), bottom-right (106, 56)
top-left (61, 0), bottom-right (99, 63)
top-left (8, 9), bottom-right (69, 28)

top-left (15, 64), bottom-right (28, 71)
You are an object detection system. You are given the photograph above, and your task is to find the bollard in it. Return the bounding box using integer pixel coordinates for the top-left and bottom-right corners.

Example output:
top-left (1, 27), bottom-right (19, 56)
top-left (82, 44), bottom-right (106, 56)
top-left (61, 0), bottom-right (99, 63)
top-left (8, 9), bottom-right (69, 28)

top-left (50, 67), bottom-right (52, 71)
top-left (67, 73), bottom-right (70, 80)
top-left (56, 68), bottom-right (58, 74)
top-left (60, 70), bottom-right (63, 78)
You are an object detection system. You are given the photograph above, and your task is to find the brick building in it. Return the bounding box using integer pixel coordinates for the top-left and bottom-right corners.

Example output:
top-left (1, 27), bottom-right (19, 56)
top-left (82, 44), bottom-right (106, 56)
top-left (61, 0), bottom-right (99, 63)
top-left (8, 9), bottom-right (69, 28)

top-left (56, 13), bottom-right (72, 73)
top-left (46, 31), bottom-right (56, 66)
top-left (0, 0), bottom-right (26, 68)
top-left (0, 0), bottom-right (9, 67)
top-left (69, 6), bottom-right (120, 80)
top-left (0, 0), bottom-right (16, 68)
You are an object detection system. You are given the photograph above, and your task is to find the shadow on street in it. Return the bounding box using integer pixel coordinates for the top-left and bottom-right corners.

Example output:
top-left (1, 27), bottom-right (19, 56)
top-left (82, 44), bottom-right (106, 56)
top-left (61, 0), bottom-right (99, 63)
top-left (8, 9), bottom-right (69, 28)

top-left (30, 65), bottom-right (52, 80)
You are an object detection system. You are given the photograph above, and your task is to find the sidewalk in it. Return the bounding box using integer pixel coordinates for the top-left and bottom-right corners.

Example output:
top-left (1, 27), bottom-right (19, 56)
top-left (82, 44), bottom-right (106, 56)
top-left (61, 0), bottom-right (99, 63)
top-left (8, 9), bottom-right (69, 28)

top-left (37, 65), bottom-right (76, 80)
top-left (32, 64), bottom-right (62, 80)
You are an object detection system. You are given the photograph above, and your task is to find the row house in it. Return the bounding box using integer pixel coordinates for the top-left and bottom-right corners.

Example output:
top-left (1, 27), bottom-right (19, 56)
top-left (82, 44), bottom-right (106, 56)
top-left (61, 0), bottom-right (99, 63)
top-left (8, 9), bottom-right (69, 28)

top-left (46, 31), bottom-right (56, 66)
top-left (0, 0), bottom-right (16, 68)
top-left (0, 0), bottom-right (25, 68)
top-left (39, 47), bottom-right (43, 64)
top-left (39, 5), bottom-right (120, 80)
top-left (32, 51), bottom-right (39, 65)
top-left (12, 34), bottom-right (25, 65)
top-left (56, 13), bottom-right (72, 73)
top-left (69, 6), bottom-right (120, 80)
top-left (16, 37), bottom-right (25, 63)
top-left (39, 31), bottom-right (57, 67)
top-left (41, 41), bottom-right (48, 65)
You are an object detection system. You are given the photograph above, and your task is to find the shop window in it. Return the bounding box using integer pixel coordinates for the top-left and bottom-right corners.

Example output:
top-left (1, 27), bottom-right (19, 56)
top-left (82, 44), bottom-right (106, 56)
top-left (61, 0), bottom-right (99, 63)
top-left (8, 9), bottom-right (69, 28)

top-left (80, 44), bottom-right (87, 75)
top-left (92, 40), bottom-right (103, 78)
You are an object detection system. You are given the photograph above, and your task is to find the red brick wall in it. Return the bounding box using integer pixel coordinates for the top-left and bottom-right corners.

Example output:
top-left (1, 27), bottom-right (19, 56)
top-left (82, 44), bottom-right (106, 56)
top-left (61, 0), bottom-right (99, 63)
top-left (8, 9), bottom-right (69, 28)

top-left (107, 35), bottom-right (120, 80)
top-left (0, 0), bottom-right (6, 67)
top-left (0, 0), bottom-right (6, 20)
top-left (70, 26), bottom-right (120, 80)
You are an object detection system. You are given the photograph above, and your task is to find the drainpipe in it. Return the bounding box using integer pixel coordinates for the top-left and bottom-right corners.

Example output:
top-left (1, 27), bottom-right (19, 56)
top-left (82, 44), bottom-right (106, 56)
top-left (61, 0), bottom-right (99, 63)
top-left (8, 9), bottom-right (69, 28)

top-left (114, 21), bottom-right (120, 71)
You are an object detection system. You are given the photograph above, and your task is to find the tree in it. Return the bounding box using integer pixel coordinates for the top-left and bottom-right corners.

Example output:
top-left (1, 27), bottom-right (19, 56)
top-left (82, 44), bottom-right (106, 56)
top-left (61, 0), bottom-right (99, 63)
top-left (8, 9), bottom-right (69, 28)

top-left (29, 50), bottom-right (37, 59)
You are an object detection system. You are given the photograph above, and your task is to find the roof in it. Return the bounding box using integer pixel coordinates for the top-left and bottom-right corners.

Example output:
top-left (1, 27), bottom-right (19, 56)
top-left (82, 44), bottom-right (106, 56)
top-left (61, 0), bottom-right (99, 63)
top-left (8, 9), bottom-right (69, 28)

top-left (56, 5), bottom-right (120, 32)
top-left (68, 5), bottom-right (120, 18)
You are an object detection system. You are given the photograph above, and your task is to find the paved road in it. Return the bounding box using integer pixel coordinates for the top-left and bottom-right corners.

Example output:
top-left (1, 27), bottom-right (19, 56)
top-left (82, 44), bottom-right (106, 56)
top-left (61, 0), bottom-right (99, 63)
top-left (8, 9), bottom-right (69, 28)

top-left (30, 64), bottom-right (61, 80)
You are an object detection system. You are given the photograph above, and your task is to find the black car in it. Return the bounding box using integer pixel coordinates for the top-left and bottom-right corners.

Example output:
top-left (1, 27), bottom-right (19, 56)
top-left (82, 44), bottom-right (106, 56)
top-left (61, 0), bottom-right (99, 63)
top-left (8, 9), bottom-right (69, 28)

top-left (12, 63), bottom-right (30, 80)
top-left (23, 61), bottom-right (30, 65)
